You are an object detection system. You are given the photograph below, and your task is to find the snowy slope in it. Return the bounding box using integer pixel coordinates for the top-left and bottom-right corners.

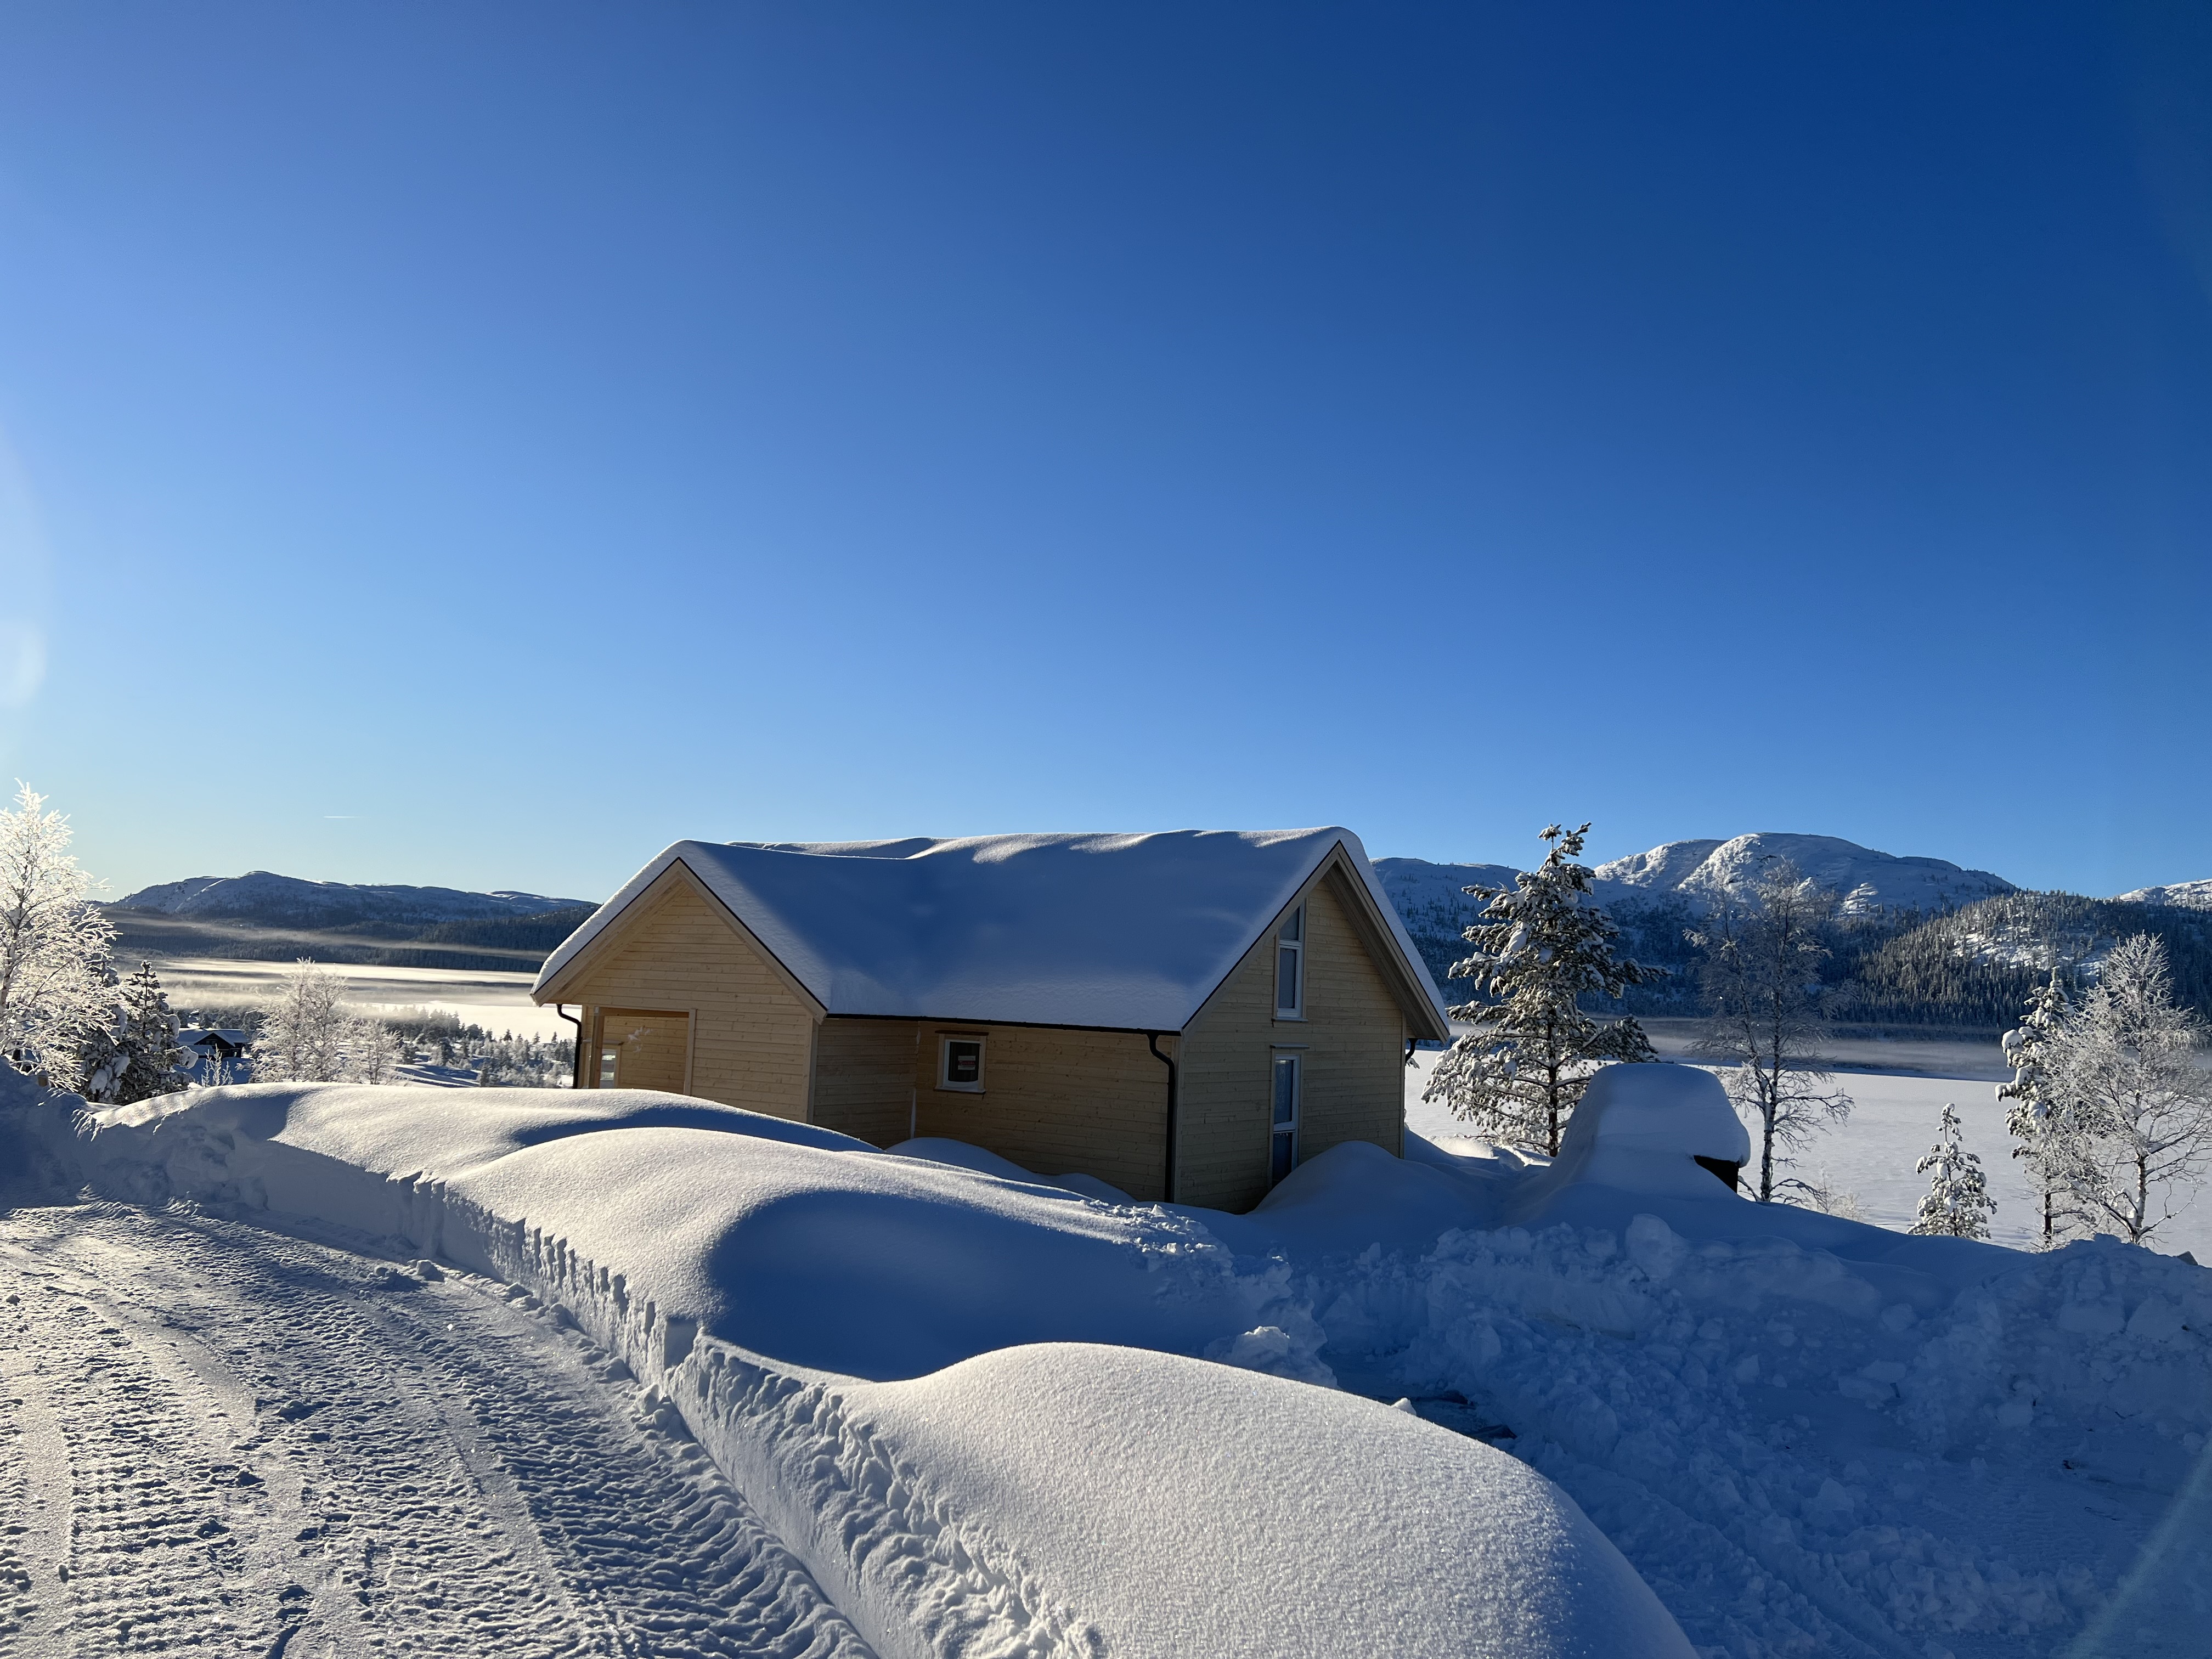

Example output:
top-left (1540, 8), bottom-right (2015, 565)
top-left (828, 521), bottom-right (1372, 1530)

top-left (1379, 833), bottom-right (2017, 931)
top-left (1593, 833), bottom-right (2017, 915)
top-left (2115, 878), bottom-right (2212, 910)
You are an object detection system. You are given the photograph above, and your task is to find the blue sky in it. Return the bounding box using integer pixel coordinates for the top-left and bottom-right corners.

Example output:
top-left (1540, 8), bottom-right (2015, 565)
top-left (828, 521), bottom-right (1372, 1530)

top-left (2, 3), bottom-right (2208, 903)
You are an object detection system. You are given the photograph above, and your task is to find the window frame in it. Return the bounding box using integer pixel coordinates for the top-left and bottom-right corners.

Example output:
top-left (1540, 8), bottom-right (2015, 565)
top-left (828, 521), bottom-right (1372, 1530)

top-left (1268, 1046), bottom-right (1304, 1186)
top-left (1273, 902), bottom-right (1306, 1020)
top-left (936, 1032), bottom-right (987, 1093)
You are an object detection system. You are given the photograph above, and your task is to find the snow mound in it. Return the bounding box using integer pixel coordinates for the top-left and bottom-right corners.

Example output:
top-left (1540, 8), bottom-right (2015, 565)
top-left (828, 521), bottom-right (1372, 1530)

top-left (1509, 1063), bottom-right (1751, 1217)
top-left (757, 1342), bottom-right (1696, 1658)
top-left (890, 1136), bottom-right (1137, 1205)
top-left (67, 1084), bottom-right (1321, 1384)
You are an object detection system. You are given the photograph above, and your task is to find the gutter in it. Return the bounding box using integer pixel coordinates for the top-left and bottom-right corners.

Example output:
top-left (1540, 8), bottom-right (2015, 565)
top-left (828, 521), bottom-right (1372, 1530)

top-left (555, 1003), bottom-right (585, 1090)
top-left (1147, 1032), bottom-right (1178, 1204)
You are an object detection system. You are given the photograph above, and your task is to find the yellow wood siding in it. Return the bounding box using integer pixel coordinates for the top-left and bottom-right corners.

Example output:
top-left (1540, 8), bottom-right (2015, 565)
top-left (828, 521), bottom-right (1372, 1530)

top-left (564, 877), bottom-right (816, 1120)
top-left (594, 1009), bottom-right (691, 1093)
top-left (811, 1017), bottom-right (921, 1146)
top-left (910, 1023), bottom-right (1172, 1201)
top-left (1177, 865), bottom-right (1406, 1211)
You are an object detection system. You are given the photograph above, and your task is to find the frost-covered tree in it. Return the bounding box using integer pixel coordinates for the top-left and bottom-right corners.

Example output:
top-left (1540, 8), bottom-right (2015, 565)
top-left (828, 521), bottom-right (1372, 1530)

top-left (1691, 861), bottom-right (1853, 1203)
top-left (0, 783), bottom-right (116, 1091)
top-left (1910, 1104), bottom-right (1996, 1238)
top-left (252, 960), bottom-right (356, 1083)
top-left (114, 962), bottom-right (191, 1103)
top-left (1997, 970), bottom-right (2095, 1248)
top-left (1421, 822), bottom-right (1663, 1156)
top-left (76, 961), bottom-right (192, 1104)
top-left (2046, 935), bottom-right (2212, 1248)
top-left (348, 1017), bottom-right (405, 1085)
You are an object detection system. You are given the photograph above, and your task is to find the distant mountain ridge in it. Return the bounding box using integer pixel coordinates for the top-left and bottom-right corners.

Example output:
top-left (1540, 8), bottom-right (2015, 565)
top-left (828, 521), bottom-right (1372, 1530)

top-left (103, 871), bottom-right (596, 970)
top-left (113, 871), bottom-right (588, 930)
top-left (1375, 831), bottom-right (2017, 926)
top-left (2114, 879), bottom-right (2212, 911)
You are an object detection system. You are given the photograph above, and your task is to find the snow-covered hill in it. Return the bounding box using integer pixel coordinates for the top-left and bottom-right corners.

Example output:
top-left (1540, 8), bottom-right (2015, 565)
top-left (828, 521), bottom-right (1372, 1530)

top-left (112, 871), bottom-right (588, 930)
top-left (1379, 832), bottom-right (2017, 922)
top-left (2115, 879), bottom-right (2212, 911)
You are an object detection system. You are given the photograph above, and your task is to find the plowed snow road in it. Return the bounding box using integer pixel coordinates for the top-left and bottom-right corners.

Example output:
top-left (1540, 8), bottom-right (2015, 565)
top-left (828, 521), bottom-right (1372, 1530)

top-left (0, 1201), bottom-right (875, 1659)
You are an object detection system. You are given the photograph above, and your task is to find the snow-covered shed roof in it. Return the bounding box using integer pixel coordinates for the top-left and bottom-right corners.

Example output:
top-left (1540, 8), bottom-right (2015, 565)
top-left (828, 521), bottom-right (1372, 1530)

top-left (535, 828), bottom-right (1450, 1036)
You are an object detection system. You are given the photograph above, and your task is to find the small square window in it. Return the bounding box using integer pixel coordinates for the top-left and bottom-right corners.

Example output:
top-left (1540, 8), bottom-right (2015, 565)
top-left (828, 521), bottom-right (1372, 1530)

top-left (939, 1036), bottom-right (985, 1092)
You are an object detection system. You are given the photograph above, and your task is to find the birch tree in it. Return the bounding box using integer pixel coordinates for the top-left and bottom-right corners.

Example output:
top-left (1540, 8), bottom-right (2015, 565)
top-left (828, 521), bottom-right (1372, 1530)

top-left (1422, 822), bottom-right (1663, 1156)
top-left (1909, 1104), bottom-right (1996, 1239)
top-left (2047, 935), bottom-right (2212, 1248)
top-left (0, 783), bottom-right (116, 1090)
top-left (253, 960), bottom-right (356, 1083)
top-left (1691, 861), bottom-right (1853, 1202)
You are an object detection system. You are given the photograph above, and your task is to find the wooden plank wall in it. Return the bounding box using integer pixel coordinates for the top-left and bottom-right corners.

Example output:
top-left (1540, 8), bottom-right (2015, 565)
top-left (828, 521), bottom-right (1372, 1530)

top-left (909, 1023), bottom-right (1172, 1201)
top-left (1177, 867), bottom-right (1406, 1212)
top-left (565, 879), bottom-right (816, 1119)
top-left (595, 1009), bottom-right (691, 1093)
top-left (811, 1018), bottom-right (921, 1146)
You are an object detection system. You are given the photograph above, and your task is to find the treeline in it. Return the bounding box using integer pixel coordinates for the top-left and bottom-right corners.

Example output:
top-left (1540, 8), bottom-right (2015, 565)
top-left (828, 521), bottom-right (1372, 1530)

top-left (1397, 885), bottom-right (2212, 1032)
top-left (103, 904), bottom-right (596, 971)
top-left (368, 907), bottom-right (598, 970)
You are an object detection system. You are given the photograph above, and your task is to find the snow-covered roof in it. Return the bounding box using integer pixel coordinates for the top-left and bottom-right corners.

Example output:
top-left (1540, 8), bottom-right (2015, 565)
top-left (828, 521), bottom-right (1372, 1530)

top-left (536, 828), bottom-right (1449, 1035)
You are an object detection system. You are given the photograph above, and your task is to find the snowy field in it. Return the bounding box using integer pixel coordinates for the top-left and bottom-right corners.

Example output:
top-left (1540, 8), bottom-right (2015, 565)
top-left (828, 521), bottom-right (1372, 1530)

top-left (148, 956), bottom-right (573, 1041)
top-left (4, 1062), bottom-right (2209, 1657)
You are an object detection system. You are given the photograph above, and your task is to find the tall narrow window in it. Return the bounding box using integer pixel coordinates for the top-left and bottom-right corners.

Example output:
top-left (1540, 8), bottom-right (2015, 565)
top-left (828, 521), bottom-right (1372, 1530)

top-left (1274, 905), bottom-right (1305, 1018)
top-left (597, 1046), bottom-right (619, 1087)
top-left (1271, 1052), bottom-right (1301, 1183)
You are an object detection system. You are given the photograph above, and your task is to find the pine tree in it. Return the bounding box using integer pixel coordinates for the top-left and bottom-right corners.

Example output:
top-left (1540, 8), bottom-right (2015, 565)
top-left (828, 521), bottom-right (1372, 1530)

top-left (1690, 861), bottom-right (1853, 1203)
top-left (1910, 1104), bottom-right (1996, 1238)
top-left (1421, 823), bottom-right (1663, 1156)
top-left (1997, 969), bottom-right (2092, 1248)
top-left (73, 963), bottom-right (129, 1103)
top-left (113, 962), bottom-right (191, 1104)
top-left (0, 783), bottom-right (116, 1090)
top-left (2046, 935), bottom-right (2212, 1248)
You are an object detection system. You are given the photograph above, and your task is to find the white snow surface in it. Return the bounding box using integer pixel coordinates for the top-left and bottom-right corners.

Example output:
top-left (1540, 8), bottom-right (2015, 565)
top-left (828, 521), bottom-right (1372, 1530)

top-left (2114, 878), bottom-right (2212, 910)
top-left (1593, 834), bottom-right (2017, 915)
top-left (20, 1073), bottom-right (1692, 1658)
top-left (535, 827), bottom-right (1449, 1032)
top-left (19, 1058), bottom-right (2212, 1657)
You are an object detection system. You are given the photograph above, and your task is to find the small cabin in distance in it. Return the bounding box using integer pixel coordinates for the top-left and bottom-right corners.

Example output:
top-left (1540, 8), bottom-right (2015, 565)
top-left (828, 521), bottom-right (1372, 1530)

top-left (532, 828), bottom-right (1450, 1213)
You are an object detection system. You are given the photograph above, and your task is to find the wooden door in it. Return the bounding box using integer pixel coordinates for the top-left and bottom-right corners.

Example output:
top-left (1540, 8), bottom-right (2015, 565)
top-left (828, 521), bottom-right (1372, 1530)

top-left (596, 1008), bottom-right (691, 1093)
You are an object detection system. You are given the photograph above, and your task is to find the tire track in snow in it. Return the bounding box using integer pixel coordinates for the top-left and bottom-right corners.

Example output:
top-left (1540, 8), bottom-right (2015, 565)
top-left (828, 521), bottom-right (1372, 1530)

top-left (0, 1202), bottom-right (874, 1659)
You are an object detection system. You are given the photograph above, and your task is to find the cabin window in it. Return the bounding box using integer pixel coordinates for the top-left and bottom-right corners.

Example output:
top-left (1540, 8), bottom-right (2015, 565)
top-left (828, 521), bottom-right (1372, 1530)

top-left (1270, 1051), bottom-right (1301, 1183)
top-left (597, 1046), bottom-right (619, 1087)
top-left (939, 1035), bottom-right (985, 1092)
top-left (1274, 905), bottom-right (1305, 1018)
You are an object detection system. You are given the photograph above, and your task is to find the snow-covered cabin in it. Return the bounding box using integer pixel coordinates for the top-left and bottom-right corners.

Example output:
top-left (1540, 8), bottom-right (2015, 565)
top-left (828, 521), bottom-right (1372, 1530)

top-left (531, 828), bottom-right (1451, 1211)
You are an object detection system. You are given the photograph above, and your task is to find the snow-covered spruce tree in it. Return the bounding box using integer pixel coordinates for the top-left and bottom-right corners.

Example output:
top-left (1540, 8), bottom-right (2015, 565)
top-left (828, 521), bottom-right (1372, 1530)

top-left (1690, 861), bottom-right (1852, 1203)
top-left (0, 783), bottom-right (116, 1090)
top-left (73, 962), bottom-right (129, 1102)
top-left (2045, 934), bottom-right (2212, 1248)
top-left (252, 960), bottom-right (355, 1083)
top-left (1997, 969), bottom-right (2094, 1248)
top-left (112, 961), bottom-right (191, 1103)
top-left (1910, 1104), bottom-right (1996, 1238)
top-left (1421, 823), bottom-right (1662, 1156)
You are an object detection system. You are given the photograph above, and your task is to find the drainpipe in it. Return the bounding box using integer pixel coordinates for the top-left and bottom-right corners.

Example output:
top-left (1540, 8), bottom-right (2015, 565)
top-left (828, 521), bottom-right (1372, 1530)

top-left (1147, 1032), bottom-right (1178, 1204)
top-left (555, 1004), bottom-right (584, 1089)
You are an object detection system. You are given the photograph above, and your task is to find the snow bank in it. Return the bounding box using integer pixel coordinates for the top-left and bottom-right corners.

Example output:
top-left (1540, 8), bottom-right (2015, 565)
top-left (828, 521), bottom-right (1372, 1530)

top-left (57, 1084), bottom-right (1314, 1383)
top-left (22, 1080), bottom-right (1699, 1658)
top-left (691, 1341), bottom-right (1694, 1659)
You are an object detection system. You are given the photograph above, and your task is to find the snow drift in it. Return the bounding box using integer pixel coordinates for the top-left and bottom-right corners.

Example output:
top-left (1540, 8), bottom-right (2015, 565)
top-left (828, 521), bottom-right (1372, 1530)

top-left (15, 1076), bottom-right (1696, 1657)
